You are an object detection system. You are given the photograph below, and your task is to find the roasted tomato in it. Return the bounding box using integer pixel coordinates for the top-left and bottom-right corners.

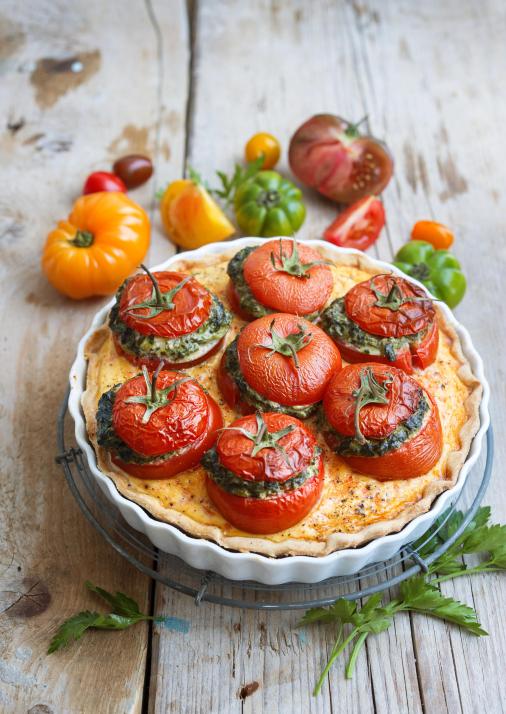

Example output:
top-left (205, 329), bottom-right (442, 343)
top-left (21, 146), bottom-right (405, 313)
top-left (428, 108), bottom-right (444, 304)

top-left (96, 366), bottom-right (223, 479)
top-left (226, 237), bottom-right (333, 320)
top-left (109, 265), bottom-right (232, 368)
top-left (217, 313), bottom-right (342, 418)
top-left (322, 363), bottom-right (442, 480)
top-left (203, 412), bottom-right (324, 533)
top-left (288, 114), bottom-right (393, 204)
top-left (323, 195), bottom-right (385, 251)
top-left (320, 274), bottom-right (438, 373)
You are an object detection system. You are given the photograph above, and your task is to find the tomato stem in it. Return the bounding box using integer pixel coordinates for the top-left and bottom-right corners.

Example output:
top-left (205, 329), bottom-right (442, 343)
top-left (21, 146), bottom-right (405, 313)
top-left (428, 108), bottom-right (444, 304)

top-left (219, 412), bottom-right (295, 463)
top-left (125, 267), bottom-right (193, 319)
top-left (71, 230), bottom-right (94, 248)
top-left (352, 367), bottom-right (393, 443)
top-left (270, 236), bottom-right (331, 279)
top-left (256, 318), bottom-right (313, 369)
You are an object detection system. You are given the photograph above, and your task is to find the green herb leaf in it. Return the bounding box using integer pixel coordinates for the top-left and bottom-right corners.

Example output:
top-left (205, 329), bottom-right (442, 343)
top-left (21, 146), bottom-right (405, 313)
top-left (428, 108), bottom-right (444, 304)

top-left (85, 581), bottom-right (141, 618)
top-left (210, 156), bottom-right (264, 206)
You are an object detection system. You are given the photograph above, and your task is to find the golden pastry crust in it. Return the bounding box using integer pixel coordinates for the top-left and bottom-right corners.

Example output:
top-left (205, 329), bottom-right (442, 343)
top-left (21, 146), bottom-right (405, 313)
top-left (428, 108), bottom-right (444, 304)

top-left (82, 249), bottom-right (482, 557)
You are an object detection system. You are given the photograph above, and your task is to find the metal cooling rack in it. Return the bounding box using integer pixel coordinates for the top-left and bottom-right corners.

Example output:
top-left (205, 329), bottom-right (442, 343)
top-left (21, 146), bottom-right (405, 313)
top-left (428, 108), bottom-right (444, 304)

top-left (56, 388), bottom-right (493, 610)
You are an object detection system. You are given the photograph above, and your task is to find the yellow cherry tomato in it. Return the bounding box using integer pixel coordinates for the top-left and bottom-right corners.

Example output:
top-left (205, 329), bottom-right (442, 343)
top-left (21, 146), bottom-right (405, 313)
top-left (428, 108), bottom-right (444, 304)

top-left (410, 220), bottom-right (454, 250)
top-left (245, 132), bottom-right (281, 169)
top-left (159, 179), bottom-right (235, 250)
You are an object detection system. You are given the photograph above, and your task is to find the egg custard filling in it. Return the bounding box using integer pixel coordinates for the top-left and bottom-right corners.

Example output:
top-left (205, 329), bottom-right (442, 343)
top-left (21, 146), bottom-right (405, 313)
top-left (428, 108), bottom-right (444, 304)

top-left (82, 248), bottom-right (482, 557)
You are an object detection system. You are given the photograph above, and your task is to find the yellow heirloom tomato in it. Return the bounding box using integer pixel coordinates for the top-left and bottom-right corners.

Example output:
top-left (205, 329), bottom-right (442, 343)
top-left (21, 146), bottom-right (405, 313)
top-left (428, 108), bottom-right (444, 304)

top-left (159, 179), bottom-right (235, 250)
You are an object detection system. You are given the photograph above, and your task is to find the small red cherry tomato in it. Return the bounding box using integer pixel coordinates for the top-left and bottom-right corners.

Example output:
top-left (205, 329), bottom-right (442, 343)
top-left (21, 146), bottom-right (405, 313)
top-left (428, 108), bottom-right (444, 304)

top-left (113, 155), bottom-right (153, 189)
top-left (410, 220), bottom-right (454, 250)
top-left (83, 171), bottom-right (126, 195)
top-left (323, 195), bottom-right (385, 251)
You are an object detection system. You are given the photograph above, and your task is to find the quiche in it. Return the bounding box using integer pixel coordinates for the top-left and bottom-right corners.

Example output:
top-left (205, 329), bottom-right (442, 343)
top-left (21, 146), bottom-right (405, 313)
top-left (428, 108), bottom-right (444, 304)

top-left (82, 246), bottom-right (482, 557)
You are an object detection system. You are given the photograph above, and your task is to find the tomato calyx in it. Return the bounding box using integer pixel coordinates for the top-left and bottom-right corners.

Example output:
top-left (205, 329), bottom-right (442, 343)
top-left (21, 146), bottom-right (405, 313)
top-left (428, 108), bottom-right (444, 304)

top-left (220, 412), bottom-right (296, 462)
top-left (255, 318), bottom-right (313, 369)
top-left (125, 264), bottom-right (193, 320)
top-left (270, 236), bottom-right (331, 279)
top-left (369, 277), bottom-right (432, 312)
top-left (344, 115), bottom-right (369, 139)
top-left (70, 230), bottom-right (94, 248)
top-left (352, 367), bottom-right (393, 443)
top-left (124, 363), bottom-right (191, 424)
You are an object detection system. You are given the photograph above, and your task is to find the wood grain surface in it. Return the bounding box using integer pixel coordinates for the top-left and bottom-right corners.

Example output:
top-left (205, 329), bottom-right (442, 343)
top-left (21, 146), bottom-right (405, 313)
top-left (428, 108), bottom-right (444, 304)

top-left (1, 1), bottom-right (505, 713)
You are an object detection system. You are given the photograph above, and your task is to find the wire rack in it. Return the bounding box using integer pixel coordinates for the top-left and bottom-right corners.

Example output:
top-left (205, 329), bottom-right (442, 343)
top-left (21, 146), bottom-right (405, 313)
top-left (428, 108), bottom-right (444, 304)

top-left (56, 388), bottom-right (493, 610)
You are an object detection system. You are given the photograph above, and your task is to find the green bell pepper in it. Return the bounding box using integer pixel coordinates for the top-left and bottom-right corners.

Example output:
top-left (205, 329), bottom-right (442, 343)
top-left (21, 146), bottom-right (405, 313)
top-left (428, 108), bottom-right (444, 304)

top-left (234, 170), bottom-right (306, 237)
top-left (393, 240), bottom-right (466, 309)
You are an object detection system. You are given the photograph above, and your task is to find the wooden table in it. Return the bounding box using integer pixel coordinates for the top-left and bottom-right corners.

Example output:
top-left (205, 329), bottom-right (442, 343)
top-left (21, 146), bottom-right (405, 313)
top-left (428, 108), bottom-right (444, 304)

top-left (1, 1), bottom-right (505, 712)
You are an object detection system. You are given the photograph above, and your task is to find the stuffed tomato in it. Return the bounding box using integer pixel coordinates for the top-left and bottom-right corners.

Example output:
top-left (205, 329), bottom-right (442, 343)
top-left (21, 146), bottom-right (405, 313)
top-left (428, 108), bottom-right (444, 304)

top-left (322, 363), bottom-right (442, 480)
top-left (218, 312), bottom-right (342, 418)
top-left (226, 237), bottom-right (333, 321)
top-left (96, 365), bottom-right (223, 479)
top-left (203, 412), bottom-right (324, 533)
top-left (320, 274), bottom-right (438, 373)
top-left (109, 265), bottom-right (231, 368)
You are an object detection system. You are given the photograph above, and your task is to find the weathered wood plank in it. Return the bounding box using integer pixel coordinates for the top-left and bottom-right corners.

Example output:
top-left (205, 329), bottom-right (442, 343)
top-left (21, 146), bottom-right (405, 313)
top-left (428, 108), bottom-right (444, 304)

top-left (348, 2), bottom-right (506, 713)
top-left (0, 1), bottom-right (188, 711)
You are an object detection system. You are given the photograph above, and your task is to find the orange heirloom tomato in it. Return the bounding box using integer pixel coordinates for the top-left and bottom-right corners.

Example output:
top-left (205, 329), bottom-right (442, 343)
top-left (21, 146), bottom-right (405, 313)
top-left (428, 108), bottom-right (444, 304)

top-left (410, 220), bottom-right (454, 250)
top-left (159, 179), bottom-right (235, 250)
top-left (244, 132), bottom-right (281, 169)
top-left (41, 192), bottom-right (150, 300)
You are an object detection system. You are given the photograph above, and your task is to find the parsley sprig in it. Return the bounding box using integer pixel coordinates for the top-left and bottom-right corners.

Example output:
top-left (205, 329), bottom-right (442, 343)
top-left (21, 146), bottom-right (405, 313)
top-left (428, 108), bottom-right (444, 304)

top-left (301, 506), bottom-right (506, 695)
top-left (48, 581), bottom-right (162, 654)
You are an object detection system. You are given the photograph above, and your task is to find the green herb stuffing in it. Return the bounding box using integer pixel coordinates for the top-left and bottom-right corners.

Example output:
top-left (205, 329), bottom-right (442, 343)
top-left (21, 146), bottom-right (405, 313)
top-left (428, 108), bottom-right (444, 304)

top-left (109, 281), bottom-right (232, 362)
top-left (320, 297), bottom-right (428, 360)
top-left (224, 337), bottom-right (318, 419)
top-left (96, 386), bottom-right (179, 464)
top-left (227, 246), bottom-right (319, 321)
top-left (202, 446), bottom-right (321, 498)
top-left (301, 506), bottom-right (506, 692)
top-left (321, 389), bottom-right (429, 458)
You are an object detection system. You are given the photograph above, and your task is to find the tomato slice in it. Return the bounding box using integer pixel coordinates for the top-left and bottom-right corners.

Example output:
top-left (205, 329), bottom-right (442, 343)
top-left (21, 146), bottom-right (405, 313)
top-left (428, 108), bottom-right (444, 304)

top-left (344, 274), bottom-right (435, 338)
top-left (112, 331), bottom-right (224, 370)
top-left (206, 453), bottom-right (324, 534)
top-left (237, 313), bottom-right (342, 407)
top-left (119, 271), bottom-right (212, 338)
top-left (242, 239), bottom-right (333, 316)
top-left (112, 392), bottom-right (223, 480)
top-left (226, 281), bottom-right (256, 321)
top-left (323, 195), bottom-right (385, 251)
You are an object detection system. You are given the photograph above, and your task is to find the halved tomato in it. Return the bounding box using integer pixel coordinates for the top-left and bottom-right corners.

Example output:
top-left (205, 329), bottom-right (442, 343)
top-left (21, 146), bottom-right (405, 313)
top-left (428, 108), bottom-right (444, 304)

top-left (204, 412), bottom-right (324, 533)
top-left (323, 363), bottom-right (442, 480)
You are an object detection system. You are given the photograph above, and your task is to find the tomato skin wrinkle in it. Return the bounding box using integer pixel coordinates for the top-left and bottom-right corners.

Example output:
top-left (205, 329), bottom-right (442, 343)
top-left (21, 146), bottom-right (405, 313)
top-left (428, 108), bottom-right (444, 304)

top-left (237, 313), bottom-right (342, 407)
top-left (323, 195), bottom-right (385, 251)
top-left (242, 239), bottom-right (333, 315)
top-left (113, 371), bottom-right (210, 457)
top-left (119, 271), bottom-right (212, 338)
top-left (345, 274), bottom-right (435, 338)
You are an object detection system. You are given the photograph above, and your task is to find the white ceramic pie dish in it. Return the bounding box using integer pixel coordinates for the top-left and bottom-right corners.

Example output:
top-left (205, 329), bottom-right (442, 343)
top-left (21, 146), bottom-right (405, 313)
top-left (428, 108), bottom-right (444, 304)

top-left (68, 238), bottom-right (490, 585)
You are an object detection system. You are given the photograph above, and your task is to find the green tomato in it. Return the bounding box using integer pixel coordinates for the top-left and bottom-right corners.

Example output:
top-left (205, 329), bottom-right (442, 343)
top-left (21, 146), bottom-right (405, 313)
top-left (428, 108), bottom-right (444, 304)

top-left (234, 170), bottom-right (306, 237)
top-left (393, 240), bottom-right (466, 309)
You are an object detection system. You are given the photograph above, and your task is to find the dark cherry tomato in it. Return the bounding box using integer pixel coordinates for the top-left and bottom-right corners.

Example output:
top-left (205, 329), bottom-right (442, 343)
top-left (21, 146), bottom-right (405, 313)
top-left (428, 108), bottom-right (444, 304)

top-left (113, 154), bottom-right (153, 189)
top-left (118, 271), bottom-right (212, 339)
top-left (83, 171), bottom-right (126, 195)
top-left (323, 363), bottom-right (442, 480)
top-left (323, 195), bottom-right (385, 251)
top-left (288, 114), bottom-right (393, 204)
